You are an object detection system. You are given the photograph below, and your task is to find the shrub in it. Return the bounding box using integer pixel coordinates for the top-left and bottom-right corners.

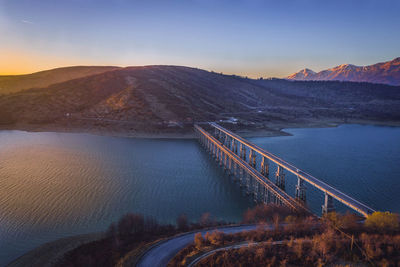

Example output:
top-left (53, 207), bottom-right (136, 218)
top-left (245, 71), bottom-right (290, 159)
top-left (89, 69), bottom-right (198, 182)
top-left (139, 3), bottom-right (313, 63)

top-left (242, 204), bottom-right (295, 223)
top-left (177, 214), bottom-right (189, 231)
top-left (200, 212), bottom-right (213, 226)
top-left (194, 233), bottom-right (204, 249)
top-left (207, 231), bottom-right (224, 246)
top-left (117, 213), bottom-right (145, 237)
top-left (365, 212), bottom-right (399, 232)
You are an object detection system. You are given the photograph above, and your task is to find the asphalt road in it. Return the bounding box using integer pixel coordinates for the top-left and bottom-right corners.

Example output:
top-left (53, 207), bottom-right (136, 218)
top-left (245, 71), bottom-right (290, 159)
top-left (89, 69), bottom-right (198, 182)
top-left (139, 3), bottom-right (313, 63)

top-left (188, 240), bottom-right (287, 266)
top-left (136, 225), bottom-right (258, 267)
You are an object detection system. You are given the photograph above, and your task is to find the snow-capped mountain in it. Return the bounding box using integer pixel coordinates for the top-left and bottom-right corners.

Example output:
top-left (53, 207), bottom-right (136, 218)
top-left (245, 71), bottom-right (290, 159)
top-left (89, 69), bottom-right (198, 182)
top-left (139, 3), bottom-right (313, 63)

top-left (286, 57), bottom-right (400, 86)
top-left (286, 68), bottom-right (316, 80)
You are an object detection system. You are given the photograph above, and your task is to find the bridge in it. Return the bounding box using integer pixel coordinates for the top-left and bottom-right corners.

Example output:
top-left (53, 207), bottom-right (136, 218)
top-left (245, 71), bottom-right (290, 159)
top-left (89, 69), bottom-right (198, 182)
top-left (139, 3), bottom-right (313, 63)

top-left (195, 123), bottom-right (375, 218)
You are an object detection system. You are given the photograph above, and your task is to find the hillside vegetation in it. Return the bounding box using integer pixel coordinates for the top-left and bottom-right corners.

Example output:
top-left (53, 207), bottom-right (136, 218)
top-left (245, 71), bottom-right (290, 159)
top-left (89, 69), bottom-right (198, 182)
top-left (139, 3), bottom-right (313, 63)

top-left (0, 66), bottom-right (399, 134)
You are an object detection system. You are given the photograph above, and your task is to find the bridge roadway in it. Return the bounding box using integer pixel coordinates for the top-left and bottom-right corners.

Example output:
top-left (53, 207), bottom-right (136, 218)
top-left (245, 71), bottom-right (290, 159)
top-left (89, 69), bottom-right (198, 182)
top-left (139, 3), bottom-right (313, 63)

top-left (209, 122), bottom-right (375, 217)
top-left (195, 125), bottom-right (309, 213)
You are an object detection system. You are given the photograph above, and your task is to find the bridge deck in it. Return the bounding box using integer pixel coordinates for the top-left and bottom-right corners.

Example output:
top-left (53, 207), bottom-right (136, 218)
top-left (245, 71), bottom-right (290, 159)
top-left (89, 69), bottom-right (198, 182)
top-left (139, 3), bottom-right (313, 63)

top-left (209, 122), bottom-right (375, 217)
top-left (195, 125), bottom-right (309, 213)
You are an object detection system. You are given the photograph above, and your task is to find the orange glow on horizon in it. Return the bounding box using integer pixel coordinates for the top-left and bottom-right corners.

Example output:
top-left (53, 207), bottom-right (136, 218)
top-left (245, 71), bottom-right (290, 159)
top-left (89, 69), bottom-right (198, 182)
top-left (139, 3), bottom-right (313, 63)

top-left (0, 48), bottom-right (291, 78)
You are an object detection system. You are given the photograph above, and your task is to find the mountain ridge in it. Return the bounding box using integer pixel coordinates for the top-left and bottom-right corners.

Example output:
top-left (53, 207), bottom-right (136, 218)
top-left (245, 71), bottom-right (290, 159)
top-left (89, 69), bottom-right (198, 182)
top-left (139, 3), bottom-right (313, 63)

top-left (286, 57), bottom-right (400, 85)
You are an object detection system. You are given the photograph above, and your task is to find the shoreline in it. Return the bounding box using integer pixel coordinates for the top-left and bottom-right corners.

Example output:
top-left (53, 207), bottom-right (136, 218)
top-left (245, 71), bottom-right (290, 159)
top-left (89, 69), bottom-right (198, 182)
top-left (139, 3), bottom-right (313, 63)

top-left (1, 119), bottom-right (400, 139)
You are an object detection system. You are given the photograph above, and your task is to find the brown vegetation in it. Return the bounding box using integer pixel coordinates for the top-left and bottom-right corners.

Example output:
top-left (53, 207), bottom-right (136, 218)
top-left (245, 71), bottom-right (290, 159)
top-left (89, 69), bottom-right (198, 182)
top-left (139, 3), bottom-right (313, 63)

top-left (58, 212), bottom-right (229, 267)
top-left (1, 66), bottom-right (400, 135)
top-left (58, 205), bottom-right (400, 267)
top-left (170, 208), bottom-right (400, 267)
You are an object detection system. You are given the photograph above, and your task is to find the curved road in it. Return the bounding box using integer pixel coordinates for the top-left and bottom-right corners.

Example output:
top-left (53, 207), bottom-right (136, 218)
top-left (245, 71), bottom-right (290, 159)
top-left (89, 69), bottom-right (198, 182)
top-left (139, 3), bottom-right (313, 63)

top-left (188, 240), bottom-right (285, 267)
top-left (136, 225), bottom-right (258, 267)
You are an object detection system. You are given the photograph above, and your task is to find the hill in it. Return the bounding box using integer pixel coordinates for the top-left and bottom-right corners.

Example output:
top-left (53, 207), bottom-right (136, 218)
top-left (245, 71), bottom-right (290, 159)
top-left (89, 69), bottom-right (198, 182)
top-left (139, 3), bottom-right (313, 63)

top-left (287, 57), bottom-right (400, 86)
top-left (0, 66), bottom-right (120, 95)
top-left (0, 66), bottom-right (399, 135)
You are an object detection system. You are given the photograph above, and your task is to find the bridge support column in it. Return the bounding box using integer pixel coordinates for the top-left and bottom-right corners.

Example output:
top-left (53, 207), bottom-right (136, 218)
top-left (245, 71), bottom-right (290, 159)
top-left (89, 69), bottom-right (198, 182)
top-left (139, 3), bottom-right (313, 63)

top-left (231, 162), bottom-right (236, 180)
top-left (239, 168), bottom-right (244, 186)
top-left (253, 181), bottom-right (258, 202)
top-left (261, 187), bottom-right (268, 204)
top-left (228, 157), bottom-right (232, 174)
top-left (322, 192), bottom-right (335, 215)
top-left (275, 166), bottom-right (285, 191)
top-left (260, 157), bottom-right (269, 178)
top-left (231, 138), bottom-right (235, 152)
top-left (255, 181), bottom-right (263, 203)
top-left (274, 195), bottom-right (280, 205)
top-left (222, 134), bottom-right (227, 147)
top-left (249, 149), bottom-right (256, 168)
top-left (245, 173), bottom-right (251, 194)
top-left (234, 163), bottom-right (239, 182)
top-left (295, 176), bottom-right (306, 203)
top-left (239, 144), bottom-right (246, 160)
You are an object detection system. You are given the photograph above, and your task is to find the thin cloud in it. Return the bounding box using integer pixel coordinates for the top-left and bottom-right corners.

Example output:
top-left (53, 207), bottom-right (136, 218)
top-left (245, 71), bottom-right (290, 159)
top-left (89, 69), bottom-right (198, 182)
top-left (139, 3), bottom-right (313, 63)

top-left (21, 20), bottom-right (34, 24)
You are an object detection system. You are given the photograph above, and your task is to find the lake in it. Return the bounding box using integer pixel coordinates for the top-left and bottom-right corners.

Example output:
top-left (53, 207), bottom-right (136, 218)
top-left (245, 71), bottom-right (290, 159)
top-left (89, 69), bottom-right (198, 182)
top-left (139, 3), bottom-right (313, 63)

top-left (1, 124), bottom-right (399, 265)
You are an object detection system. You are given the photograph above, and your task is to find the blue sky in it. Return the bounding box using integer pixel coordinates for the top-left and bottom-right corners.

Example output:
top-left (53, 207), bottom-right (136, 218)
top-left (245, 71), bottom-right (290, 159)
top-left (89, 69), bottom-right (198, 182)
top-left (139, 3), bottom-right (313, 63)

top-left (0, 0), bottom-right (399, 77)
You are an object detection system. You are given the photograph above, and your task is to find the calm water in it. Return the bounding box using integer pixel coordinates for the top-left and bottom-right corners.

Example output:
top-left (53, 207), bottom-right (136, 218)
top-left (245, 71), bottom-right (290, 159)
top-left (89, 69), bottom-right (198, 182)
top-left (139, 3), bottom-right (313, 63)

top-left (250, 125), bottom-right (400, 215)
top-left (0, 124), bottom-right (399, 265)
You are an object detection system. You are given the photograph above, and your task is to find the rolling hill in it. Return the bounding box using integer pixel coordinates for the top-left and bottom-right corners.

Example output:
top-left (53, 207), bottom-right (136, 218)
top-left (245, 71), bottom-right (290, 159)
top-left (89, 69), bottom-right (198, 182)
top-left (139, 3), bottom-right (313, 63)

top-left (0, 65), bottom-right (399, 134)
top-left (0, 66), bottom-right (120, 95)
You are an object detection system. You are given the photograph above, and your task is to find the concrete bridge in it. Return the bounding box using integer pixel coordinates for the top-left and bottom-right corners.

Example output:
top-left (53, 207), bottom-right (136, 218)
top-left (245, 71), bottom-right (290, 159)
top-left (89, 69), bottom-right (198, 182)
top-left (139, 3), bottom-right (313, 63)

top-left (195, 123), bottom-right (375, 218)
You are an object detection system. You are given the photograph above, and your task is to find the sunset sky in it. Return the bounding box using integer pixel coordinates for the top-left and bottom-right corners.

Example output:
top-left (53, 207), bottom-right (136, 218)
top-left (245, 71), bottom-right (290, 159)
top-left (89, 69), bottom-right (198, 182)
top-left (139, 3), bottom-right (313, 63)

top-left (1, 0), bottom-right (399, 77)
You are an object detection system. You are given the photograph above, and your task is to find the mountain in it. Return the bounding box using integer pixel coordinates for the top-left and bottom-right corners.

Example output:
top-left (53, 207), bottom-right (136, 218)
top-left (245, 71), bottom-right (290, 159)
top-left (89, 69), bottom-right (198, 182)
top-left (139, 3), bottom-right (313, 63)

top-left (286, 57), bottom-right (400, 86)
top-left (0, 66), bottom-right (399, 133)
top-left (286, 68), bottom-right (316, 80)
top-left (0, 66), bottom-right (120, 95)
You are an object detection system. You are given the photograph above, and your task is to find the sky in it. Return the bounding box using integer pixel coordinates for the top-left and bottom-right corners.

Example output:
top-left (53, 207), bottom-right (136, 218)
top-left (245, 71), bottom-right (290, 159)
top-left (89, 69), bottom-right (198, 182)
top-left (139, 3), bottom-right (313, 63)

top-left (0, 0), bottom-right (399, 77)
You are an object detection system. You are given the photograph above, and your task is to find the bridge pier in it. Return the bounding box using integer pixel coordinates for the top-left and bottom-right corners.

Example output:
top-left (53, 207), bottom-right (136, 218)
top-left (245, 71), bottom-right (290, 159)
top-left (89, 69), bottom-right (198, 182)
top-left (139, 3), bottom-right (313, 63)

top-left (253, 181), bottom-right (258, 201)
top-left (228, 157), bottom-right (232, 174)
top-left (245, 173), bottom-right (252, 195)
top-left (295, 176), bottom-right (306, 202)
top-left (322, 192), bottom-right (335, 215)
top-left (232, 162), bottom-right (237, 181)
top-left (240, 144), bottom-right (246, 161)
top-left (255, 181), bottom-right (264, 203)
top-left (223, 153), bottom-right (227, 170)
top-left (260, 157), bottom-right (269, 178)
top-left (275, 165), bottom-right (285, 191)
top-left (261, 186), bottom-right (269, 204)
top-left (249, 149), bottom-right (256, 168)
top-left (239, 167), bottom-right (244, 186)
